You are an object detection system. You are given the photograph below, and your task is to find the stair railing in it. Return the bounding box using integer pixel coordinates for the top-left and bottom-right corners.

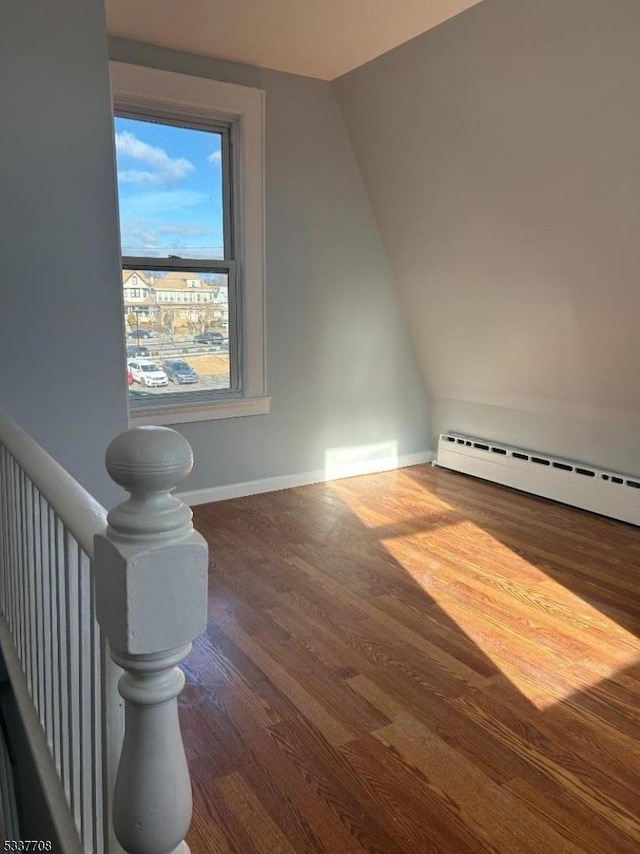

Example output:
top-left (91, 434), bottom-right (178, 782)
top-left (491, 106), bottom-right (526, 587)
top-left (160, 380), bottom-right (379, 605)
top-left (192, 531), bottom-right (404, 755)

top-left (0, 415), bottom-right (207, 853)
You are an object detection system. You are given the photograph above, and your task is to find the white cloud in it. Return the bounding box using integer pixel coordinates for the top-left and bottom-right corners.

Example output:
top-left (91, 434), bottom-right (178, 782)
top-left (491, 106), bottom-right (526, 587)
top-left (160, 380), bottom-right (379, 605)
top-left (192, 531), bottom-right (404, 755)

top-left (128, 228), bottom-right (159, 246)
top-left (119, 218), bottom-right (224, 259)
top-left (115, 131), bottom-right (195, 185)
top-left (157, 223), bottom-right (210, 236)
top-left (207, 150), bottom-right (222, 165)
top-left (119, 170), bottom-right (163, 185)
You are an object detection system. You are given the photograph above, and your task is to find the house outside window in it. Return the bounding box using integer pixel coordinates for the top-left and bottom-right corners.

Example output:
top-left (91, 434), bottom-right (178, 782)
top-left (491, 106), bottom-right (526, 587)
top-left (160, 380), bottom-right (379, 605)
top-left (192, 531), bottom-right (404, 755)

top-left (111, 62), bottom-right (268, 425)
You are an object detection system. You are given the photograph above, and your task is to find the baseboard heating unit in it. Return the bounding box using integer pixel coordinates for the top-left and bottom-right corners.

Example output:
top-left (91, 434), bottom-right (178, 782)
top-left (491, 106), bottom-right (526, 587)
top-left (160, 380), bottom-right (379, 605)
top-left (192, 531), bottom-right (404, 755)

top-left (436, 433), bottom-right (640, 527)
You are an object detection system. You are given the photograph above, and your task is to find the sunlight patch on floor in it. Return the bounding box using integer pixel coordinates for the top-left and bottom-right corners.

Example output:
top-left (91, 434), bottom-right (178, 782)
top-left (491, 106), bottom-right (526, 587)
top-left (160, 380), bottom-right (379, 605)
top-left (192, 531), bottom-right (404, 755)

top-left (380, 522), bottom-right (640, 710)
top-left (331, 467), bottom-right (455, 529)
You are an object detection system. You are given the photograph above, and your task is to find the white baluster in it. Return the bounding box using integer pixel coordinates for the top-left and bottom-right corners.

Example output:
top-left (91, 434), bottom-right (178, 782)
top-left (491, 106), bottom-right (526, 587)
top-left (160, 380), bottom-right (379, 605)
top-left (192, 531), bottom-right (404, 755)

top-left (94, 426), bottom-right (208, 854)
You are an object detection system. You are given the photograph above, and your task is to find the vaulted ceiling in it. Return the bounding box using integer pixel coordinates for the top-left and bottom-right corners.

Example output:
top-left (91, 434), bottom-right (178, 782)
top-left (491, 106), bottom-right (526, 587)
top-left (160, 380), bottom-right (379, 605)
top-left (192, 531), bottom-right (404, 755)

top-left (105, 0), bottom-right (484, 80)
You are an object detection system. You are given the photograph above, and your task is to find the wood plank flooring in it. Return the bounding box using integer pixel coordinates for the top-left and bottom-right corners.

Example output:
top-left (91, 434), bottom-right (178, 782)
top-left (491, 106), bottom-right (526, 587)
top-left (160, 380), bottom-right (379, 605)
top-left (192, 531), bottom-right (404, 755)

top-left (183, 465), bottom-right (640, 853)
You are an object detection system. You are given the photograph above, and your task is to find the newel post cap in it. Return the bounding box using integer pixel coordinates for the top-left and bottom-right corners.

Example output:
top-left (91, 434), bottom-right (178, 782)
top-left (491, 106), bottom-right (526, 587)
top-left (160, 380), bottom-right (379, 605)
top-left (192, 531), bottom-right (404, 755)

top-left (106, 425), bottom-right (193, 495)
top-left (104, 426), bottom-right (195, 541)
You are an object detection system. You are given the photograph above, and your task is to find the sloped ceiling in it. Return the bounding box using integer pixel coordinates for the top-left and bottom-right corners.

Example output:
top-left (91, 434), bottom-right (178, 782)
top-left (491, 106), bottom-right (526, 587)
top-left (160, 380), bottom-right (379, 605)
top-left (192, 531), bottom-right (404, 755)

top-left (105, 0), bottom-right (484, 80)
top-left (336, 0), bottom-right (640, 473)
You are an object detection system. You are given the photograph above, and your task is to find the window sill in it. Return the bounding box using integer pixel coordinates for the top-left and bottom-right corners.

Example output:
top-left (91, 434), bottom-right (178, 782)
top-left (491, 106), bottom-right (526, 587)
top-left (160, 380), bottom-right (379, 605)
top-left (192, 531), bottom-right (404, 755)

top-left (128, 395), bottom-right (271, 426)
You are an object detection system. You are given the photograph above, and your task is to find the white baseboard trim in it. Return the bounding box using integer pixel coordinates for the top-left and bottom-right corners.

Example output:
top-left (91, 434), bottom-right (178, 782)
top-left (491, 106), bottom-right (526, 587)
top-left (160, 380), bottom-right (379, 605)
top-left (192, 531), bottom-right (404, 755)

top-left (177, 450), bottom-right (435, 506)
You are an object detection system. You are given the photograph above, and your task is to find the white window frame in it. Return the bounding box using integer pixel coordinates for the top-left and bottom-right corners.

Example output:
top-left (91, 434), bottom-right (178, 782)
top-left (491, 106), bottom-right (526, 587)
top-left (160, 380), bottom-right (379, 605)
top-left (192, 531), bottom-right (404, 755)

top-left (110, 61), bottom-right (269, 425)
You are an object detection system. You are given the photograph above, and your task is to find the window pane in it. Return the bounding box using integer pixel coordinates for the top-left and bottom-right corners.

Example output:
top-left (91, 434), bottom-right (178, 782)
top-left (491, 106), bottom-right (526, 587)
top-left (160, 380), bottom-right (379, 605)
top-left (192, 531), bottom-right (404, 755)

top-left (124, 269), bottom-right (231, 398)
top-left (115, 115), bottom-right (225, 259)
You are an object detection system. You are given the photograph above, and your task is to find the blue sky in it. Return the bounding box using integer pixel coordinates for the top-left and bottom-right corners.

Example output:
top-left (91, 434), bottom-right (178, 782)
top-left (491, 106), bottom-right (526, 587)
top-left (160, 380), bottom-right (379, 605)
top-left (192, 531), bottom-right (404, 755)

top-left (114, 116), bottom-right (224, 259)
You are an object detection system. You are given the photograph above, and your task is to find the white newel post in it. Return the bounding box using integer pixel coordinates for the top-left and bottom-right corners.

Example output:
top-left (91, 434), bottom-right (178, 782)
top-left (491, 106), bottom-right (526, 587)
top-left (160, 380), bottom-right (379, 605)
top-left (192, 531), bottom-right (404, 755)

top-left (94, 426), bottom-right (208, 854)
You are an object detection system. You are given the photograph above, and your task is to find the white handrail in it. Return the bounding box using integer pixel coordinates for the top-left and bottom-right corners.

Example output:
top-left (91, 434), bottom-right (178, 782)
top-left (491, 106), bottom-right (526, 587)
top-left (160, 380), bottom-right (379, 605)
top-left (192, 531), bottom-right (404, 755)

top-left (0, 415), bottom-right (106, 556)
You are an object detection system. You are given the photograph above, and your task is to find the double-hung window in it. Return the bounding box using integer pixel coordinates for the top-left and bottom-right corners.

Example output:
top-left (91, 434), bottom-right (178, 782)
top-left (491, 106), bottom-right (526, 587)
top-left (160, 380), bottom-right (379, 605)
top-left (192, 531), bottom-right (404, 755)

top-left (111, 62), bottom-right (268, 425)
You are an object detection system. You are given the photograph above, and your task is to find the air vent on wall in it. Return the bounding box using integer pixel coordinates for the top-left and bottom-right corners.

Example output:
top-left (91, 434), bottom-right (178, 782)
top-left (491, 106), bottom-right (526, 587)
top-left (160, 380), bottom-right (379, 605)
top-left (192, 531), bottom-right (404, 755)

top-left (436, 433), bottom-right (640, 527)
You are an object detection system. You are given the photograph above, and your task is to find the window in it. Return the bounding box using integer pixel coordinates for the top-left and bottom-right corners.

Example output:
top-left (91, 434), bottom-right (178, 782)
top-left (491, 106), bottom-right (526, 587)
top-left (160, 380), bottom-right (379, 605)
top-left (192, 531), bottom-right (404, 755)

top-left (111, 62), bottom-right (268, 425)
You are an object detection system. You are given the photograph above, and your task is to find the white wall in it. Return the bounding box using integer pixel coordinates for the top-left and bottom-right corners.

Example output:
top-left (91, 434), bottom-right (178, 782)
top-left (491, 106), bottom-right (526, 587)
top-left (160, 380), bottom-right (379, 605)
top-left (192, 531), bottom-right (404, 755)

top-left (109, 39), bottom-right (431, 492)
top-left (1, 1), bottom-right (128, 505)
top-left (335, 0), bottom-right (640, 475)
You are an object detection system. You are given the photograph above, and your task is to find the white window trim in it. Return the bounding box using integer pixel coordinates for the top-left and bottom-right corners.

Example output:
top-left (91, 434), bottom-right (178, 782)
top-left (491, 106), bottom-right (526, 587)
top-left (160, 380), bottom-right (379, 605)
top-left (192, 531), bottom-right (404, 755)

top-left (110, 61), bottom-right (269, 425)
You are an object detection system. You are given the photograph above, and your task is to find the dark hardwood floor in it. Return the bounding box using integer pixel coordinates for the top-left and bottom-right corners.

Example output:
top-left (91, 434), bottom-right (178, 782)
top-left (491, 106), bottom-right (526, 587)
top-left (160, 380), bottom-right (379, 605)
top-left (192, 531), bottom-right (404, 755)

top-left (182, 464), bottom-right (640, 853)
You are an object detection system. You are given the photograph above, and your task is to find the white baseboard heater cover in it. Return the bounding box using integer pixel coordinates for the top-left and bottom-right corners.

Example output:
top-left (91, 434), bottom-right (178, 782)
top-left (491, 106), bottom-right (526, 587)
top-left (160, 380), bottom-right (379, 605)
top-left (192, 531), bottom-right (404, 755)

top-left (436, 433), bottom-right (640, 527)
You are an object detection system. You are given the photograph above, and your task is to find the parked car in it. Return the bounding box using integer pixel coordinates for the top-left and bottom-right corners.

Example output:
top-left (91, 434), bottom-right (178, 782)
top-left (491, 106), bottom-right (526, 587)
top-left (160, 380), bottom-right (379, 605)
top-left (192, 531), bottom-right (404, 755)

top-left (194, 331), bottom-right (224, 347)
top-left (161, 359), bottom-right (199, 385)
top-left (127, 359), bottom-right (168, 387)
top-left (126, 345), bottom-right (150, 358)
top-left (128, 329), bottom-right (153, 340)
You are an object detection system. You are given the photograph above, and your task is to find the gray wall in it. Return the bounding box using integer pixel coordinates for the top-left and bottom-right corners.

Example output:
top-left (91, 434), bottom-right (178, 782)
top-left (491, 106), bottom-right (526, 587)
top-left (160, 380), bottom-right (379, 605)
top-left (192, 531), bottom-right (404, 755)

top-left (335, 0), bottom-right (640, 475)
top-left (0, 3), bottom-right (429, 504)
top-left (110, 39), bottom-right (430, 492)
top-left (1, 1), bottom-right (128, 506)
